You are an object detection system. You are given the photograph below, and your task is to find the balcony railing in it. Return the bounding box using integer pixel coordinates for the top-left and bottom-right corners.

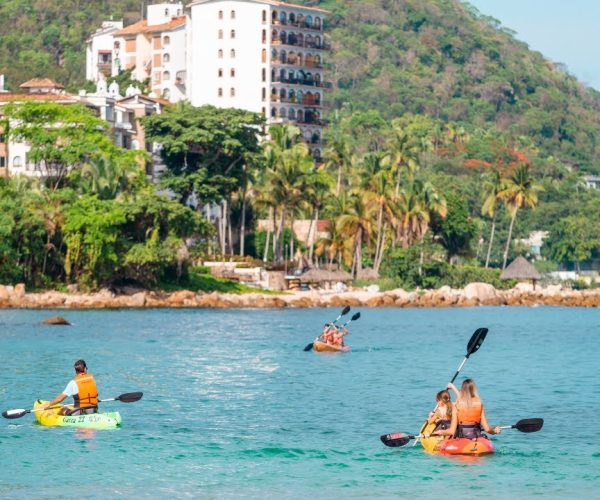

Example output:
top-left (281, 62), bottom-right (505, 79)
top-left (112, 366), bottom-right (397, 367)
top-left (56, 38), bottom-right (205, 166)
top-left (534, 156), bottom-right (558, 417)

top-left (271, 95), bottom-right (323, 107)
top-left (271, 19), bottom-right (324, 33)
top-left (271, 76), bottom-right (328, 88)
top-left (271, 39), bottom-right (330, 51)
top-left (271, 58), bottom-right (324, 69)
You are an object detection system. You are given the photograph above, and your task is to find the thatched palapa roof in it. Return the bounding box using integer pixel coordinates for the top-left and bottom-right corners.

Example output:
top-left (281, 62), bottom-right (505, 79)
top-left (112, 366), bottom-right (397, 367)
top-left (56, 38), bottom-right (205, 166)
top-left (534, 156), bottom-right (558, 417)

top-left (501, 256), bottom-right (541, 280)
top-left (299, 268), bottom-right (352, 283)
top-left (357, 268), bottom-right (379, 280)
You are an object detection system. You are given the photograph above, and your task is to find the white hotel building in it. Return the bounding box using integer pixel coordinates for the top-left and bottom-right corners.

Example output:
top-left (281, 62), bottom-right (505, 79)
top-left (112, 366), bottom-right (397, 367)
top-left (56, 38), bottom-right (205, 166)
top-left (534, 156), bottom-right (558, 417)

top-left (86, 0), bottom-right (328, 159)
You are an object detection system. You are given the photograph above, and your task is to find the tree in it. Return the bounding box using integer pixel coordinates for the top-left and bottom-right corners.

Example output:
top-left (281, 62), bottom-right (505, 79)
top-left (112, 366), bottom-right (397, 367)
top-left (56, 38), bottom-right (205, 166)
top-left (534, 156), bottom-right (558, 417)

top-left (543, 216), bottom-right (599, 271)
top-left (5, 102), bottom-right (134, 190)
top-left (499, 164), bottom-right (543, 269)
top-left (431, 191), bottom-right (474, 262)
top-left (481, 168), bottom-right (507, 268)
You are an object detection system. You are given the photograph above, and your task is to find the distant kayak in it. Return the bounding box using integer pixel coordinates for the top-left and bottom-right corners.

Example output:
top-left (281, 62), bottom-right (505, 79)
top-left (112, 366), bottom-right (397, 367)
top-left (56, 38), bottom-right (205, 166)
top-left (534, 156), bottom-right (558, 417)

top-left (420, 421), bottom-right (494, 456)
top-left (33, 400), bottom-right (122, 430)
top-left (313, 339), bottom-right (350, 353)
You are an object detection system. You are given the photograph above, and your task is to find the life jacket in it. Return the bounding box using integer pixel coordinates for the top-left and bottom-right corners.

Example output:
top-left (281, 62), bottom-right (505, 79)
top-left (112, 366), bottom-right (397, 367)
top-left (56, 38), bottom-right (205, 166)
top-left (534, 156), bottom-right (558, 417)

top-left (73, 373), bottom-right (99, 408)
top-left (456, 396), bottom-right (483, 425)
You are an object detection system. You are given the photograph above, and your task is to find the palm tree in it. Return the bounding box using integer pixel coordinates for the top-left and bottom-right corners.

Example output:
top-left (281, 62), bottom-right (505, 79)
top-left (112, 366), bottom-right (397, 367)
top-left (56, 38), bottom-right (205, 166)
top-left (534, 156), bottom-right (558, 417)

top-left (364, 169), bottom-right (395, 273)
top-left (337, 192), bottom-right (372, 278)
top-left (499, 164), bottom-right (542, 269)
top-left (386, 123), bottom-right (420, 196)
top-left (481, 169), bottom-right (507, 268)
top-left (324, 134), bottom-right (352, 196)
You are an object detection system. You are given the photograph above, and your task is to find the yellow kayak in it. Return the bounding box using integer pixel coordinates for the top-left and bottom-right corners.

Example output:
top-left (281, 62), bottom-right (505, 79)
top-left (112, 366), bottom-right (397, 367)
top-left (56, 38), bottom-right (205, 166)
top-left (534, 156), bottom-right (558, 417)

top-left (33, 400), bottom-right (122, 430)
top-left (313, 339), bottom-right (350, 353)
top-left (420, 420), bottom-right (495, 456)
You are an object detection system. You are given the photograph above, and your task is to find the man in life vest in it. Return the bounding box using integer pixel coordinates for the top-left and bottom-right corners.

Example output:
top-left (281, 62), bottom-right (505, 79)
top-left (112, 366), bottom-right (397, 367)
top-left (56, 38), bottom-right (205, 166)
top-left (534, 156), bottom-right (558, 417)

top-left (43, 359), bottom-right (99, 416)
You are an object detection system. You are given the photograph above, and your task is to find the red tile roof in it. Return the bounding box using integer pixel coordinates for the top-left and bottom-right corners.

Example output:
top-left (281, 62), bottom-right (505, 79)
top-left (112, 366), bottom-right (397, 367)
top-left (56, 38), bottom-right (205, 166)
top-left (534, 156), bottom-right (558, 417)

top-left (19, 78), bottom-right (65, 89)
top-left (114, 16), bottom-right (186, 37)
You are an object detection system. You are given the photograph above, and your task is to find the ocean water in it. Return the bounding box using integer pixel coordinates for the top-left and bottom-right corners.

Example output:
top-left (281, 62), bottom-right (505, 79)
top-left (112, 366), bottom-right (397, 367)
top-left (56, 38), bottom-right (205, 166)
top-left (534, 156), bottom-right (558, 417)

top-left (0, 307), bottom-right (598, 498)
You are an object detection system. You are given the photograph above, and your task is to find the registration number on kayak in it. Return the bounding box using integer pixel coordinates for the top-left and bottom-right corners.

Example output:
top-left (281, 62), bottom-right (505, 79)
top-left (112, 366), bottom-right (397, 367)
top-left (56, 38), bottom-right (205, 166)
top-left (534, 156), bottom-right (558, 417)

top-left (63, 415), bottom-right (103, 424)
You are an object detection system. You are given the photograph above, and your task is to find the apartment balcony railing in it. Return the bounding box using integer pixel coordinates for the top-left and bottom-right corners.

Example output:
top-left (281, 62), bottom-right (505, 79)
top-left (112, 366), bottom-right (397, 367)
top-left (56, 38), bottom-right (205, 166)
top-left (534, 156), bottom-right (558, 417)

top-left (271, 95), bottom-right (323, 107)
top-left (271, 19), bottom-right (324, 33)
top-left (271, 58), bottom-right (324, 69)
top-left (271, 39), bottom-right (330, 51)
top-left (271, 76), bottom-right (329, 88)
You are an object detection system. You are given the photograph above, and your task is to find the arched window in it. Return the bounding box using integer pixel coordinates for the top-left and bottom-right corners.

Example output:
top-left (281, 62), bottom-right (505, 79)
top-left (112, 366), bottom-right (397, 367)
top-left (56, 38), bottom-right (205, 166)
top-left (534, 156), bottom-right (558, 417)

top-left (271, 87), bottom-right (277, 96)
top-left (289, 108), bottom-right (296, 119)
top-left (262, 87), bottom-right (266, 101)
top-left (297, 33), bottom-right (304, 46)
top-left (230, 87), bottom-right (235, 97)
top-left (280, 108), bottom-right (287, 118)
top-left (114, 41), bottom-right (120, 50)
top-left (164, 8), bottom-right (169, 16)
top-left (280, 11), bottom-right (287, 24)
top-left (230, 10), bottom-right (236, 19)
top-left (218, 10), bottom-right (223, 19)
top-left (163, 36), bottom-right (170, 46)
top-left (305, 15), bottom-right (313, 28)
top-left (315, 17), bottom-right (322, 29)
top-left (280, 31), bottom-right (286, 44)
top-left (272, 29), bottom-right (278, 43)
top-left (315, 35), bottom-right (321, 47)
top-left (315, 92), bottom-right (321, 104)
top-left (297, 109), bottom-right (304, 122)
top-left (218, 29), bottom-right (223, 39)
top-left (218, 49), bottom-right (223, 58)
top-left (306, 34), bottom-right (313, 47)
top-left (262, 68), bottom-right (266, 82)
top-left (271, 107), bottom-right (277, 117)
top-left (12, 156), bottom-right (22, 168)
top-left (280, 88), bottom-right (286, 99)
top-left (162, 88), bottom-right (171, 100)
top-left (230, 49), bottom-right (236, 58)
top-left (280, 50), bottom-right (287, 63)
top-left (313, 149), bottom-right (322, 161)
top-left (312, 132), bottom-right (321, 144)
top-left (272, 10), bottom-right (278, 23)
top-left (230, 68), bottom-right (235, 77)
top-left (218, 88), bottom-right (223, 97)
top-left (262, 29), bottom-right (266, 43)
top-left (262, 10), bottom-right (267, 23)
top-left (262, 48), bottom-right (267, 63)
top-left (297, 53), bottom-right (303, 65)
top-left (163, 70), bottom-right (170, 80)
top-left (262, 107), bottom-right (266, 117)
top-left (230, 29), bottom-right (236, 39)
top-left (218, 68), bottom-right (223, 77)
top-left (289, 13), bottom-right (296, 24)
top-left (315, 73), bottom-right (321, 84)
top-left (289, 89), bottom-right (296, 102)
top-left (163, 53), bottom-right (170, 63)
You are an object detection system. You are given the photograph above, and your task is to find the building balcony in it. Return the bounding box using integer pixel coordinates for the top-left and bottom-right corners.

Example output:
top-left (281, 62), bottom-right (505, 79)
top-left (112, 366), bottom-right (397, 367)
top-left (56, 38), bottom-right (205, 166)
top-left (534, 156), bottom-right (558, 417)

top-left (271, 95), bottom-right (323, 107)
top-left (271, 58), bottom-right (324, 69)
top-left (271, 76), bottom-right (329, 88)
top-left (271, 39), bottom-right (330, 51)
top-left (97, 62), bottom-right (112, 76)
top-left (271, 19), bottom-right (324, 33)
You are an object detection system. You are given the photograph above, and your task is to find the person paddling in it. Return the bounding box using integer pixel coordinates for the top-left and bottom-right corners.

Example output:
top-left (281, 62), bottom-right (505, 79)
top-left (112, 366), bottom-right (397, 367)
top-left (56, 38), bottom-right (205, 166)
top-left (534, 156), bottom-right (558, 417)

top-left (435, 379), bottom-right (501, 438)
top-left (427, 389), bottom-right (454, 434)
top-left (43, 359), bottom-right (99, 416)
top-left (320, 323), bottom-right (337, 345)
top-left (332, 325), bottom-right (348, 348)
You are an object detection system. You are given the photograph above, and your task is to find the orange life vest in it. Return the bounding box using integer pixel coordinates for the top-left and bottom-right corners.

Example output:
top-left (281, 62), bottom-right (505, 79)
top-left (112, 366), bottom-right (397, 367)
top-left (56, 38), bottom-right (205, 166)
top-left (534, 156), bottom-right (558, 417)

top-left (456, 396), bottom-right (483, 425)
top-left (73, 373), bottom-right (98, 408)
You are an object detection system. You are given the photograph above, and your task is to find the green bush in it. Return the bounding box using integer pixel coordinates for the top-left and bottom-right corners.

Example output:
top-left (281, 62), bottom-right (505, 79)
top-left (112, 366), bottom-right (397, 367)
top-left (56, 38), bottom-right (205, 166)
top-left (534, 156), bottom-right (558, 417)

top-left (440, 265), bottom-right (516, 289)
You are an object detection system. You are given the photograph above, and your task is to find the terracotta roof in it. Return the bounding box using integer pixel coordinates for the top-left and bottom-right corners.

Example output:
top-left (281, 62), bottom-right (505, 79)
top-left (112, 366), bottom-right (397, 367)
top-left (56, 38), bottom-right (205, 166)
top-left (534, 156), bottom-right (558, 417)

top-left (114, 17), bottom-right (186, 37)
top-left (118, 94), bottom-right (171, 107)
top-left (501, 256), bottom-right (542, 281)
top-left (0, 93), bottom-right (77, 103)
top-left (19, 78), bottom-right (64, 89)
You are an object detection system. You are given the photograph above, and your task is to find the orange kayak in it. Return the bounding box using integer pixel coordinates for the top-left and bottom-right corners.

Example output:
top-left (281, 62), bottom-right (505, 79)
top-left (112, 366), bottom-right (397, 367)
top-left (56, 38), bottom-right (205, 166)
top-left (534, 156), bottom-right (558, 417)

top-left (313, 339), bottom-right (350, 353)
top-left (421, 421), bottom-right (495, 456)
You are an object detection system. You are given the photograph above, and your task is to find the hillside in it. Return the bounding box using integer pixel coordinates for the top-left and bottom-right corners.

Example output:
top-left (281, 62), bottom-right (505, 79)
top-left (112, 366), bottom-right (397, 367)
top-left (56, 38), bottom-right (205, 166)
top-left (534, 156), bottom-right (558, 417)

top-left (1, 0), bottom-right (600, 170)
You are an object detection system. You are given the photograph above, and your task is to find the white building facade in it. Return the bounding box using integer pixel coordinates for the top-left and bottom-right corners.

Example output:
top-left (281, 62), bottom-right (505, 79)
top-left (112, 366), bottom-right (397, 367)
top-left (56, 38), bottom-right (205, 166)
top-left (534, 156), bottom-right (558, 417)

top-left (86, 0), bottom-right (328, 159)
top-left (86, 21), bottom-right (124, 82)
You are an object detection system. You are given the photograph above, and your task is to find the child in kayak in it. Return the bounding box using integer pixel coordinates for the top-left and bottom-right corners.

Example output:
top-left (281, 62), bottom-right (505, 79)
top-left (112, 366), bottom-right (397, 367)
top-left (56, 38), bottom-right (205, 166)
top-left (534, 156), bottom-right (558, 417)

top-left (320, 324), bottom-right (336, 345)
top-left (427, 389), bottom-right (454, 434)
top-left (435, 379), bottom-right (501, 439)
top-left (332, 325), bottom-right (348, 347)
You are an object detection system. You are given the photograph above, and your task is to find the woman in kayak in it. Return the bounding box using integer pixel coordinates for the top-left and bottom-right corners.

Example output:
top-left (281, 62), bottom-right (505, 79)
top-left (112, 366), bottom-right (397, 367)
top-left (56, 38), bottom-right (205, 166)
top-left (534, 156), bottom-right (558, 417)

top-left (332, 325), bottom-right (348, 347)
top-left (435, 379), bottom-right (501, 439)
top-left (320, 324), bottom-right (336, 345)
top-left (427, 389), bottom-right (454, 433)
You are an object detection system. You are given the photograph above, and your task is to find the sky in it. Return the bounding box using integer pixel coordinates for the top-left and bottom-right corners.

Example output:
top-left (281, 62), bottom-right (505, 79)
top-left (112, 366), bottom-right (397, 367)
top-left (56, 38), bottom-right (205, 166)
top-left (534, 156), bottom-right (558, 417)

top-left (467, 0), bottom-right (600, 90)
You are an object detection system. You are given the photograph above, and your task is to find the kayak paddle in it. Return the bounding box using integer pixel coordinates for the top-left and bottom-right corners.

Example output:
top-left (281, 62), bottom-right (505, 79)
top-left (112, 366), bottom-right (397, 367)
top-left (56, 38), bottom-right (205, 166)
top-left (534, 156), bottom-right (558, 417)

top-left (380, 418), bottom-right (543, 448)
top-left (304, 306), bottom-right (351, 351)
top-left (380, 327), bottom-right (488, 447)
top-left (2, 391), bottom-right (144, 419)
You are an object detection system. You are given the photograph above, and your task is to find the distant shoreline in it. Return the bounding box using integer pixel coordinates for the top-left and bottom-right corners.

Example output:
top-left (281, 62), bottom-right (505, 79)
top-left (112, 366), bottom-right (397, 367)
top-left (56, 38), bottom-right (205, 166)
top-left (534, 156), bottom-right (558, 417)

top-left (2, 283), bottom-right (600, 309)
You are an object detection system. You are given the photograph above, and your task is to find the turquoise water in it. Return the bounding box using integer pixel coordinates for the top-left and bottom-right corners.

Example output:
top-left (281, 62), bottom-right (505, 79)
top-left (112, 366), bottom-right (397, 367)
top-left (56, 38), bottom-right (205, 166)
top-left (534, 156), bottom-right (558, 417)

top-left (0, 307), bottom-right (599, 498)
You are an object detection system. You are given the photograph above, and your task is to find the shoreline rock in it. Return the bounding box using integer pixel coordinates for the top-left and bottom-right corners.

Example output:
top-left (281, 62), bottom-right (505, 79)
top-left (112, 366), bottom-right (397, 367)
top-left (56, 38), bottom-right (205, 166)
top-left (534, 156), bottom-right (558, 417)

top-left (1, 282), bottom-right (599, 309)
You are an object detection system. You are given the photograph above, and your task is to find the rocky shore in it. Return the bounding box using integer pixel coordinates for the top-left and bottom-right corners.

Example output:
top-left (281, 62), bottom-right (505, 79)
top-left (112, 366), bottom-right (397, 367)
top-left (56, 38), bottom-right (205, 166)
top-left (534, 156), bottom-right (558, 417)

top-left (2, 282), bottom-right (600, 309)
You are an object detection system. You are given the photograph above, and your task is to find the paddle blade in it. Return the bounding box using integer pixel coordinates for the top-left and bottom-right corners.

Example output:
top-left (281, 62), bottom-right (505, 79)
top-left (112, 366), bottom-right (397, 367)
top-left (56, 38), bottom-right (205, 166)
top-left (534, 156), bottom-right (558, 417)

top-left (515, 418), bottom-right (544, 433)
top-left (116, 392), bottom-right (143, 403)
top-left (466, 328), bottom-right (488, 357)
top-left (380, 432), bottom-right (412, 447)
top-left (303, 343), bottom-right (314, 352)
top-left (351, 312), bottom-right (361, 321)
top-left (2, 409), bottom-right (28, 419)
top-left (341, 306), bottom-right (351, 316)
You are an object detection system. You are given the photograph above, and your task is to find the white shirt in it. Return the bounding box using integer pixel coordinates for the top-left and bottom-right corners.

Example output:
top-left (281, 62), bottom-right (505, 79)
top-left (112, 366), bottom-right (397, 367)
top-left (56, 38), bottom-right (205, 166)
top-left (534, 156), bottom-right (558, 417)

top-left (62, 380), bottom-right (79, 398)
